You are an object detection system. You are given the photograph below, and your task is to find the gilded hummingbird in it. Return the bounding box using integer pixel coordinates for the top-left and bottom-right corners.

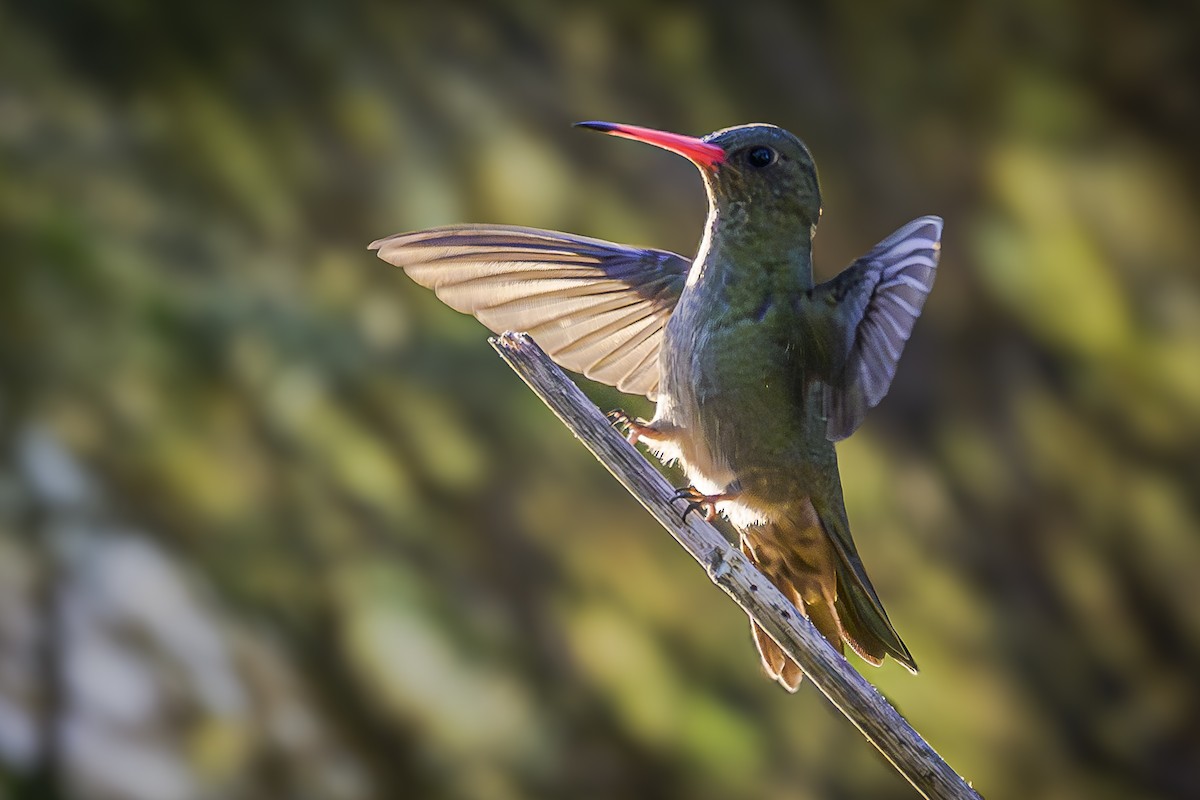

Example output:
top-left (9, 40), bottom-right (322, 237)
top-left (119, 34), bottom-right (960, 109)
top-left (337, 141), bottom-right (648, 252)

top-left (371, 121), bottom-right (941, 691)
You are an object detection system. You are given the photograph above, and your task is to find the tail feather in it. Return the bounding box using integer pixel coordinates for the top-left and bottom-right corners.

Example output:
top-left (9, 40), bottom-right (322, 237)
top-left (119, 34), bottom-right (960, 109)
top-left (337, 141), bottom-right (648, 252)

top-left (834, 558), bottom-right (917, 672)
top-left (837, 595), bottom-right (887, 667)
top-left (739, 497), bottom-right (916, 691)
top-left (815, 494), bottom-right (919, 674)
top-left (741, 536), bottom-right (836, 692)
top-left (750, 620), bottom-right (804, 692)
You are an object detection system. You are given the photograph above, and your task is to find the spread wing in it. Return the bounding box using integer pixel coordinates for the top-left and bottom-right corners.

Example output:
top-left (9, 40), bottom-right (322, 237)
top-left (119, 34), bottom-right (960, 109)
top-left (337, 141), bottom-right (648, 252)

top-left (370, 225), bottom-right (690, 399)
top-left (814, 216), bottom-right (942, 441)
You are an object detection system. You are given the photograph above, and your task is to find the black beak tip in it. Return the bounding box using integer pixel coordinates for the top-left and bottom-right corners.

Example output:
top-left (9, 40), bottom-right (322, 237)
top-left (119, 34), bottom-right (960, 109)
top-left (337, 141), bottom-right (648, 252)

top-left (574, 120), bottom-right (616, 132)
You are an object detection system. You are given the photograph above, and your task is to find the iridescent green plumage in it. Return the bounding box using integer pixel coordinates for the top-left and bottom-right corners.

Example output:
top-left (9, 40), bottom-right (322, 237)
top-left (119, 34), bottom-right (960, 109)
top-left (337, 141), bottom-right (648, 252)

top-left (372, 121), bottom-right (942, 691)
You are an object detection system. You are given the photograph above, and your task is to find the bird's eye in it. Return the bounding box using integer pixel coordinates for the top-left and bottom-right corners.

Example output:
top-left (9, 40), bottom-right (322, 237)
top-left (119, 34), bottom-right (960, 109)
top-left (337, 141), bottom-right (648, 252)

top-left (746, 146), bottom-right (777, 168)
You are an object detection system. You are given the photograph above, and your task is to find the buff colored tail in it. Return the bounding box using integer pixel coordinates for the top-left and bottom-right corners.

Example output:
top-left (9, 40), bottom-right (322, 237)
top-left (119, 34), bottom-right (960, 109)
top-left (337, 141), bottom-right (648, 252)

top-left (739, 497), bottom-right (916, 692)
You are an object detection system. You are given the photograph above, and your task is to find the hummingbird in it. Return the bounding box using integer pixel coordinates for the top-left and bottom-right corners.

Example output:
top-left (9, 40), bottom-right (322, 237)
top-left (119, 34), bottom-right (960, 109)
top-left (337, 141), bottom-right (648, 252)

top-left (370, 121), bottom-right (940, 691)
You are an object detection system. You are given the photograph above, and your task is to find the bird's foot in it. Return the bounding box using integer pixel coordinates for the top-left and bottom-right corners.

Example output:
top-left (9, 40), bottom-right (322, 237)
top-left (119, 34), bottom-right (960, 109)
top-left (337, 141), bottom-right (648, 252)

top-left (606, 408), bottom-right (654, 446)
top-left (671, 486), bottom-right (740, 523)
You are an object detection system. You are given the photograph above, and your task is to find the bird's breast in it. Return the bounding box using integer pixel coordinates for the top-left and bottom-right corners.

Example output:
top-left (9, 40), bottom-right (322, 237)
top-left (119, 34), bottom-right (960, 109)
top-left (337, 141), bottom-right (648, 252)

top-left (655, 286), bottom-right (826, 507)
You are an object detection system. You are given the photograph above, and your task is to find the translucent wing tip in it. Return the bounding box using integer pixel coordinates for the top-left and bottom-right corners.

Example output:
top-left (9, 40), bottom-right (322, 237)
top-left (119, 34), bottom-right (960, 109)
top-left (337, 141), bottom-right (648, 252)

top-left (368, 225), bottom-right (688, 399)
top-left (822, 215), bottom-right (944, 441)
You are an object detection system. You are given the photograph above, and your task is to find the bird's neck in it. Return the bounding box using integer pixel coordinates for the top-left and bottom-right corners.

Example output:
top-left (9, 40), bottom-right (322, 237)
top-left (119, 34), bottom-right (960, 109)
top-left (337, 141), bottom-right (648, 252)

top-left (688, 201), bottom-right (816, 314)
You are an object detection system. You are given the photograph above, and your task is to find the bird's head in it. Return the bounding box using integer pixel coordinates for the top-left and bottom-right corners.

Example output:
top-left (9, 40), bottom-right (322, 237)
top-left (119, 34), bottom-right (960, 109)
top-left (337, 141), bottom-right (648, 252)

top-left (576, 121), bottom-right (822, 230)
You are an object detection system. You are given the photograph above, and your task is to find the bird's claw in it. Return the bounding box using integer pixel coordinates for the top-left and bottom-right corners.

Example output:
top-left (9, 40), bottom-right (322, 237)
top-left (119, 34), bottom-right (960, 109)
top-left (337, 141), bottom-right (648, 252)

top-left (606, 408), bottom-right (631, 425)
top-left (672, 486), bottom-right (722, 523)
top-left (606, 408), bottom-right (649, 445)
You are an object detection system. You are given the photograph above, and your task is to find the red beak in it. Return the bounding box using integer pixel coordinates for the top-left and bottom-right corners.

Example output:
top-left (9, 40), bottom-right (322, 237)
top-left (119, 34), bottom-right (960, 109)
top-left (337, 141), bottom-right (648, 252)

top-left (575, 121), bottom-right (726, 168)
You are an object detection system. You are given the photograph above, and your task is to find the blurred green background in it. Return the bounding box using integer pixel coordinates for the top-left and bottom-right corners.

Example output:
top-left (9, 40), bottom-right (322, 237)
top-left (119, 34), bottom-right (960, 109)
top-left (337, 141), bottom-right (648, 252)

top-left (2, 1), bottom-right (1198, 798)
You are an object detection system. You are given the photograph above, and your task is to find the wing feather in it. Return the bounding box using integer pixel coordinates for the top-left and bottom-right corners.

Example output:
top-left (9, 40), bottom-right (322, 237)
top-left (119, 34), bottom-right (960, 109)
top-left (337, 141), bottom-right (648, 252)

top-left (370, 224), bottom-right (689, 398)
top-left (814, 216), bottom-right (943, 441)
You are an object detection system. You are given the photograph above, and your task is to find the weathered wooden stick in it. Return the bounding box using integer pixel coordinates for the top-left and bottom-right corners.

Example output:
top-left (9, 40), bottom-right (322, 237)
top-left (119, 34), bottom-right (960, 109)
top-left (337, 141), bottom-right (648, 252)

top-left (491, 331), bottom-right (981, 800)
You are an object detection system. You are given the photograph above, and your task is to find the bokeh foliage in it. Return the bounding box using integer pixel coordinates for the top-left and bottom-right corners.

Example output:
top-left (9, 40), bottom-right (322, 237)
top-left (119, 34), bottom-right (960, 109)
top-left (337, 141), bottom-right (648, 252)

top-left (2, 1), bottom-right (1199, 798)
